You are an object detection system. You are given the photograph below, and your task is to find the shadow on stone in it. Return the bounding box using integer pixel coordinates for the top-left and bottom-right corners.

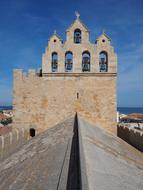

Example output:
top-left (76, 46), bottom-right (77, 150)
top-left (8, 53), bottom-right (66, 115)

top-left (66, 114), bottom-right (82, 190)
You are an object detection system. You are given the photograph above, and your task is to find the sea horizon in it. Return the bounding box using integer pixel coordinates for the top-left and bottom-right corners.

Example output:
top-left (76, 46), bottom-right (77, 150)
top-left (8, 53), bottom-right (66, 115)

top-left (1, 105), bottom-right (143, 114)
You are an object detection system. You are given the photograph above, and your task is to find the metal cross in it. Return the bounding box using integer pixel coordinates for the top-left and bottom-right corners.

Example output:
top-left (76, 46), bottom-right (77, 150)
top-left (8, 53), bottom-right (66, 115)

top-left (102, 29), bottom-right (105, 34)
top-left (54, 30), bottom-right (57, 35)
top-left (75, 11), bottom-right (80, 19)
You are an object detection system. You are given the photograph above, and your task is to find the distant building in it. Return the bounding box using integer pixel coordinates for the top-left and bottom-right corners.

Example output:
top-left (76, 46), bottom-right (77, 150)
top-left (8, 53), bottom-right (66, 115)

top-left (119, 113), bottom-right (143, 123)
top-left (13, 13), bottom-right (117, 134)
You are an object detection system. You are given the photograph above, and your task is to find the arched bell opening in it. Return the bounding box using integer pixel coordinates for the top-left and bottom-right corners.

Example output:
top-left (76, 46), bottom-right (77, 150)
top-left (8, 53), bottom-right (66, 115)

top-left (99, 51), bottom-right (108, 72)
top-left (82, 51), bottom-right (90, 72)
top-left (65, 51), bottom-right (73, 72)
top-left (74, 29), bottom-right (82, 44)
top-left (51, 52), bottom-right (58, 72)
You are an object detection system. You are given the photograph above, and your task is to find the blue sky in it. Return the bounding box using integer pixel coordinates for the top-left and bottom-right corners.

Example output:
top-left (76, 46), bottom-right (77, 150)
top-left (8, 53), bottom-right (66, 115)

top-left (0, 0), bottom-right (143, 107)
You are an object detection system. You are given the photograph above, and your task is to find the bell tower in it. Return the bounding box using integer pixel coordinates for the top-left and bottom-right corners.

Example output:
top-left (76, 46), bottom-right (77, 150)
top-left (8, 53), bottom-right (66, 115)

top-left (13, 13), bottom-right (117, 134)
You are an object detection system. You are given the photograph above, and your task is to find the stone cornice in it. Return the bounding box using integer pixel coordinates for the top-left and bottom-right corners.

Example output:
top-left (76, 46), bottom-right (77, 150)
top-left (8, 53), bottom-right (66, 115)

top-left (42, 72), bottom-right (117, 77)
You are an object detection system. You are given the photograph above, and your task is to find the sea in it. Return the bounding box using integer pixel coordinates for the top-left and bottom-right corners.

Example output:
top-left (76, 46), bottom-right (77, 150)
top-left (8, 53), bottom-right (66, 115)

top-left (117, 107), bottom-right (143, 114)
top-left (0, 106), bottom-right (12, 111)
top-left (0, 106), bottom-right (143, 115)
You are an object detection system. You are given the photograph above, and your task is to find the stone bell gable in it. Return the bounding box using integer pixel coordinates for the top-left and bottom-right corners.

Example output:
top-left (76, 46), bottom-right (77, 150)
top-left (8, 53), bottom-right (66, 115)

top-left (96, 32), bottom-right (117, 73)
top-left (13, 13), bottom-right (117, 134)
top-left (66, 15), bottom-right (89, 44)
top-left (42, 14), bottom-right (117, 74)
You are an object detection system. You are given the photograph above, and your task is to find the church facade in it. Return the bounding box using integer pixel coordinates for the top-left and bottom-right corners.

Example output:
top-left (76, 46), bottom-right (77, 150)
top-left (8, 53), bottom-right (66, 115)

top-left (13, 14), bottom-right (117, 134)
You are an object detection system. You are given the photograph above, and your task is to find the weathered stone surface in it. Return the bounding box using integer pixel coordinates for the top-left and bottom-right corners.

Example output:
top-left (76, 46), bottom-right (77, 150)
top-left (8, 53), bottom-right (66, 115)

top-left (117, 124), bottom-right (143, 152)
top-left (0, 115), bottom-right (143, 190)
top-left (13, 72), bottom-right (117, 134)
top-left (78, 116), bottom-right (143, 190)
top-left (0, 117), bottom-right (74, 190)
top-left (0, 128), bottom-right (29, 160)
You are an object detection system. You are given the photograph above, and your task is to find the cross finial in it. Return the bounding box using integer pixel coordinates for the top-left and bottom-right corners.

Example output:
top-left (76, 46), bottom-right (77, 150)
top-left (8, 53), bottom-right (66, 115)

top-left (102, 29), bottom-right (105, 34)
top-left (75, 11), bottom-right (80, 19)
top-left (54, 30), bottom-right (57, 35)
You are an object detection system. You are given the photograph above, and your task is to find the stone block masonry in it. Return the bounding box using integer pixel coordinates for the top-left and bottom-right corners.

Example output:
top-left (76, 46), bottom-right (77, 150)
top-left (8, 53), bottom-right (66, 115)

top-left (13, 70), bottom-right (117, 134)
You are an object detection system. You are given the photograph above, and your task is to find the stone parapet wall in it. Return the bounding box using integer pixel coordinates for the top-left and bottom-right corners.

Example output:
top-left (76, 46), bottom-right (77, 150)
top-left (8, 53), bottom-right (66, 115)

top-left (0, 128), bottom-right (29, 160)
top-left (117, 125), bottom-right (143, 152)
top-left (13, 69), bottom-right (39, 78)
top-left (78, 116), bottom-right (143, 190)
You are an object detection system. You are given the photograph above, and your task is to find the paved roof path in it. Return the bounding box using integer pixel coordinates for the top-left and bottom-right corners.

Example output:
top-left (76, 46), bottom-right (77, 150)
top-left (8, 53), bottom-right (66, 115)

top-left (78, 116), bottom-right (143, 190)
top-left (0, 117), bottom-right (74, 190)
top-left (0, 115), bottom-right (143, 190)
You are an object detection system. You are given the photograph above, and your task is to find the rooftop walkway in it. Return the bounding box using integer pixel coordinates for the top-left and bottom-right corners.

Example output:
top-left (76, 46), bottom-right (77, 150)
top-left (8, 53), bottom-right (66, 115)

top-left (0, 115), bottom-right (143, 190)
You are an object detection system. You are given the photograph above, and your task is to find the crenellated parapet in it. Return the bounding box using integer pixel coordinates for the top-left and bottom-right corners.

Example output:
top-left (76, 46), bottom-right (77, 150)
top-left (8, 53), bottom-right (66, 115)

top-left (0, 128), bottom-right (29, 160)
top-left (118, 124), bottom-right (143, 136)
top-left (117, 124), bottom-right (143, 152)
top-left (13, 69), bottom-right (40, 79)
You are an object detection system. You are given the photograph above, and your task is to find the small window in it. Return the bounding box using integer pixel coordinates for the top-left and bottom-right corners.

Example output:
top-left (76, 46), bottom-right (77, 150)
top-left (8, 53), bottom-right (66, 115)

top-left (82, 51), bottom-right (90, 72)
top-left (99, 51), bottom-right (108, 72)
top-left (30, 128), bottom-right (35, 137)
top-left (51, 52), bottom-right (58, 72)
top-left (77, 93), bottom-right (79, 99)
top-left (74, 29), bottom-right (81, 44)
top-left (65, 51), bottom-right (73, 72)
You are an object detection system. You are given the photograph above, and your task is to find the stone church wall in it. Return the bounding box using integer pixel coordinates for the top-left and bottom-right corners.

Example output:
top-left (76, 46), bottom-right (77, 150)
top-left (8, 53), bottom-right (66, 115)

top-left (13, 69), bottom-right (117, 134)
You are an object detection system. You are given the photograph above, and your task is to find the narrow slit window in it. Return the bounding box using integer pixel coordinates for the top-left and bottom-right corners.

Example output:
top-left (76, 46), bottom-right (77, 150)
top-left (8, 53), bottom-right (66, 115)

top-left (77, 93), bottom-right (79, 99)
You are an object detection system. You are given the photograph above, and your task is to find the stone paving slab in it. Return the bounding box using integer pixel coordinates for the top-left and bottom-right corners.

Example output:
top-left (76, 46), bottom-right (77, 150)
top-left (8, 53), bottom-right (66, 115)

top-left (0, 117), bottom-right (74, 190)
top-left (78, 116), bottom-right (143, 190)
top-left (1, 115), bottom-right (143, 190)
